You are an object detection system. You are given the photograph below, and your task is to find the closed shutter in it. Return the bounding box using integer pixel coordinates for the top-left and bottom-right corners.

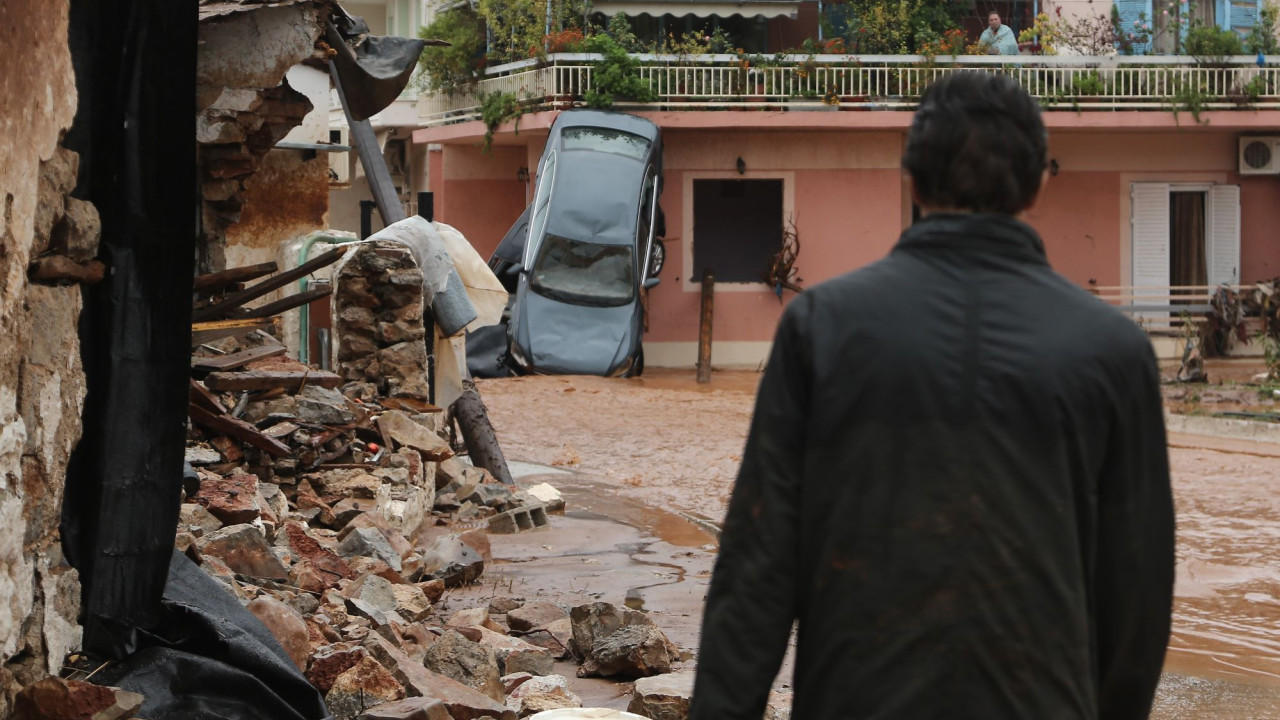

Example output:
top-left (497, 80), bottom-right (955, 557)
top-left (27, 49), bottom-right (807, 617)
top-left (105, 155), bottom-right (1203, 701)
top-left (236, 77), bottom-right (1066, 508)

top-left (1208, 184), bottom-right (1241, 286)
top-left (1131, 182), bottom-right (1170, 321)
top-left (1222, 0), bottom-right (1263, 36)
top-left (1114, 0), bottom-right (1154, 53)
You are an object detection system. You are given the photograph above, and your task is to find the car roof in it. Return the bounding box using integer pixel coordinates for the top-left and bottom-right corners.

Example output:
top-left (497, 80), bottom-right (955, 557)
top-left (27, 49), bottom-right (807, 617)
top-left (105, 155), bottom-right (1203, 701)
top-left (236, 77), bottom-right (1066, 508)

top-left (549, 109), bottom-right (660, 143)
top-left (543, 151), bottom-right (645, 246)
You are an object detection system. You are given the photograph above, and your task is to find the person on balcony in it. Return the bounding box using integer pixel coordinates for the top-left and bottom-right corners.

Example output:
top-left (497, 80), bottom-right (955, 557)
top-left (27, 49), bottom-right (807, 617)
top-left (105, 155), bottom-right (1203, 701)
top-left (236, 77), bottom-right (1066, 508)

top-left (980, 10), bottom-right (1022, 55)
top-left (688, 72), bottom-right (1174, 720)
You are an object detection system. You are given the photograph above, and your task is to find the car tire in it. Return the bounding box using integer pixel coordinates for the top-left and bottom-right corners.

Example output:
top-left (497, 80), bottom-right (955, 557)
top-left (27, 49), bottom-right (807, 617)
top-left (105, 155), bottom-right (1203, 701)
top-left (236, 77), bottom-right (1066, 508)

top-left (631, 347), bottom-right (645, 378)
top-left (649, 239), bottom-right (665, 277)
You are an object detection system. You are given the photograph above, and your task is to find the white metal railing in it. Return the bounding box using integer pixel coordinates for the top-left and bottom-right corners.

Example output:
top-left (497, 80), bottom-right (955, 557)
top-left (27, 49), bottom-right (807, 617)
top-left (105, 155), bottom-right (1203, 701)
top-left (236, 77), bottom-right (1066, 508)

top-left (418, 53), bottom-right (1280, 126)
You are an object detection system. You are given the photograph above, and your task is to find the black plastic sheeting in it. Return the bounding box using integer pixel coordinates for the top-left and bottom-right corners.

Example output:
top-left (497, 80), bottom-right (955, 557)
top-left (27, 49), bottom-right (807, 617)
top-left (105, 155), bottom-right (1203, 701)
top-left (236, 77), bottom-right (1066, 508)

top-left (62, 0), bottom-right (198, 659)
top-left (58, 2), bottom-right (328, 718)
top-left (94, 551), bottom-right (331, 720)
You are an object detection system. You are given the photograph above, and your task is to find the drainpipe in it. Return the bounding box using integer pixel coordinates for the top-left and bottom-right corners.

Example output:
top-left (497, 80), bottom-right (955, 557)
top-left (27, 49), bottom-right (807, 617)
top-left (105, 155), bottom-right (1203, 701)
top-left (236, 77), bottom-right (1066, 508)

top-left (296, 231), bottom-right (359, 365)
top-left (818, 1), bottom-right (823, 42)
top-left (544, 0), bottom-right (552, 55)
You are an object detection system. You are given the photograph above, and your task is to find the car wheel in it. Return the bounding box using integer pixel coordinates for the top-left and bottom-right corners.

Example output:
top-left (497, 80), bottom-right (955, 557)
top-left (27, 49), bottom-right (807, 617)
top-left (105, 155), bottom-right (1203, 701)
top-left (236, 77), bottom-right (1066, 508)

top-left (631, 346), bottom-right (645, 377)
top-left (649, 240), bottom-right (665, 277)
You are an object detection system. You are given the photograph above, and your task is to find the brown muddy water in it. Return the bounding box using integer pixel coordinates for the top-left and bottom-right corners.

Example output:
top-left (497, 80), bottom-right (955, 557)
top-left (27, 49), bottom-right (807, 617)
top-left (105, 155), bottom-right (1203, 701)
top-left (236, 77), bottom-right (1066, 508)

top-left (479, 370), bottom-right (1280, 717)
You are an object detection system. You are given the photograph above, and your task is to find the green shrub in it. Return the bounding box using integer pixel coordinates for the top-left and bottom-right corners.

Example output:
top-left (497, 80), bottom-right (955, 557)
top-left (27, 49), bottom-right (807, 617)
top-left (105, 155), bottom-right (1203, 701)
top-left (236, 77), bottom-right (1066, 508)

top-left (1185, 24), bottom-right (1245, 63)
top-left (417, 8), bottom-right (487, 95)
top-left (581, 32), bottom-right (656, 108)
top-left (1246, 0), bottom-right (1280, 55)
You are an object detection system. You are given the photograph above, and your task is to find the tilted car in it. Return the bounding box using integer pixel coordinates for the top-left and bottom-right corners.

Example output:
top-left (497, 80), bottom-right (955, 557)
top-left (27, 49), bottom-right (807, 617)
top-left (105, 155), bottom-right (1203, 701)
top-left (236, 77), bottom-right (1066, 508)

top-left (480, 109), bottom-right (665, 378)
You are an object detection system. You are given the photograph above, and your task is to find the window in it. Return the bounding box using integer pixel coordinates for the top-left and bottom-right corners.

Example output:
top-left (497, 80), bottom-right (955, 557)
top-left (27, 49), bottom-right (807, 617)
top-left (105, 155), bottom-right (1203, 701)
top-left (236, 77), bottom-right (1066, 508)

top-left (692, 179), bottom-right (784, 284)
top-left (524, 151), bottom-right (557, 266)
top-left (1131, 182), bottom-right (1240, 292)
top-left (529, 235), bottom-right (636, 307)
top-left (561, 128), bottom-right (650, 161)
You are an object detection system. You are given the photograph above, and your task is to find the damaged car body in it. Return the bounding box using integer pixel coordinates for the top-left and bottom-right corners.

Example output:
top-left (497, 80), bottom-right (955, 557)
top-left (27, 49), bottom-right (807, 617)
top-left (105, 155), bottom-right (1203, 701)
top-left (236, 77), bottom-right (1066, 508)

top-left (484, 110), bottom-right (665, 378)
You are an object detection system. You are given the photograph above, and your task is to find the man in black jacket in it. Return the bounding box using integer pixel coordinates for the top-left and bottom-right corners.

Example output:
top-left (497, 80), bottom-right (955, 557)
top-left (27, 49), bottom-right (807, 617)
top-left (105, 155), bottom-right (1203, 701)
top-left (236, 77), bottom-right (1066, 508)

top-left (689, 72), bottom-right (1175, 720)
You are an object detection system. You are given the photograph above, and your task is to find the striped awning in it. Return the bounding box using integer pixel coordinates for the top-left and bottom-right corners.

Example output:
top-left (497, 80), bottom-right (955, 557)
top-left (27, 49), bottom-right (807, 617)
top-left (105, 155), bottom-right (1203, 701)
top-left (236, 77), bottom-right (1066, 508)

top-left (592, 0), bottom-right (802, 19)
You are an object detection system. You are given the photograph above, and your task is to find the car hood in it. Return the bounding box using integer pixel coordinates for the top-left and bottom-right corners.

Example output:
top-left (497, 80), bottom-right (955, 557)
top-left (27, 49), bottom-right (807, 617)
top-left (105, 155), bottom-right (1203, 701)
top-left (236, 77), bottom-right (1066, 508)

top-left (511, 288), bottom-right (638, 376)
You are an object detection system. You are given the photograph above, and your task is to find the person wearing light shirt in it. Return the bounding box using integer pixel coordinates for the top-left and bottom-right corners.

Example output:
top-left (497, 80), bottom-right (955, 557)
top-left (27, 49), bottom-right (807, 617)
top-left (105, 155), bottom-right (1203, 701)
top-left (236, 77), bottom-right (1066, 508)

top-left (980, 10), bottom-right (1021, 55)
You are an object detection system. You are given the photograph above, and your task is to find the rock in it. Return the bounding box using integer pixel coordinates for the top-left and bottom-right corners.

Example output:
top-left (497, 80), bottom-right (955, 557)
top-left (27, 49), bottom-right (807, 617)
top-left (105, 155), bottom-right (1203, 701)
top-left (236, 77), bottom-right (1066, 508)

top-left (458, 528), bottom-right (492, 565)
top-left (344, 574), bottom-right (400, 613)
top-left (570, 603), bottom-right (678, 678)
top-left (358, 697), bottom-right (451, 720)
top-left (195, 524), bottom-right (288, 580)
top-left (246, 594), bottom-right (310, 671)
top-left (524, 483), bottom-right (565, 512)
top-left (194, 472), bottom-right (261, 524)
top-left (446, 607), bottom-right (494, 630)
top-left (284, 521), bottom-right (356, 588)
top-left (298, 385), bottom-right (359, 424)
top-left (419, 536), bottom-right (483, 587)
top-left (417, 579), bottom-right (446, 603)
top-left (628, 671), bottom-right (693, 720)
top-left (326, 656), bottom-right (405, 720)
top-left (504, 674), bottom-right (582, 718)
top-left (421, 630), bottom-right (505, 703)
top-left (286, 591), bottom-right (321, 617)
top-left (340, 527), bottom-right (403, 571)
top-left (390, 583), bottom-right (432, 622)
top-left (379, 320), bottom-right (426, 344)
top-left (362, 633), bottom-right (516, 720)
top-left (500, 672), bottom-right (534, 695)
top-left (488, 597), bottom-right (523, 615)
top-left (11, 676), bottom-right (143, 720)
top-left (435, 457), bottom-right (469, 491)
top-left (185, 445), bottom-right (222, 465)
top-left (178, 502), bottom-right (223, 537)
top-left (764, 688), bottom-right (793, 720)
top-left (345, 512), bottom-right (415, 560)
top-left (507, 601), bottom-right (568, 633)
top-left (313, 469), bottom-right (383, 500)
top-left (50, 197), bottom-right (102, 261)
top-left (474, 626), bottom-right (554, 677)
top-left (457, 482), bottom-right (513, 509)
top-left (377, 410), bottom-right (453, 462)
top-left (306, 643), bottom-right (367, 693)
top-left (433, 492), bottom-right (460, 512)
top-left (585, 624), bottom-right (678, 679)
top-left (347, 556), bottom-right (407, 585)
top-left (331, 497), bottom-right (380, 527)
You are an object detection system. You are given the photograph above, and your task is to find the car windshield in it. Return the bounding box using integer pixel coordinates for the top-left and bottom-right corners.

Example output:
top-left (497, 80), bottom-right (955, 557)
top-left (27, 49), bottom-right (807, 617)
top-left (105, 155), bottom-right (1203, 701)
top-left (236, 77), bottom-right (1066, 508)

top-left (529, 234), bottom-right (635, 307)
top-left (561, 127), bottom-right (650, 161)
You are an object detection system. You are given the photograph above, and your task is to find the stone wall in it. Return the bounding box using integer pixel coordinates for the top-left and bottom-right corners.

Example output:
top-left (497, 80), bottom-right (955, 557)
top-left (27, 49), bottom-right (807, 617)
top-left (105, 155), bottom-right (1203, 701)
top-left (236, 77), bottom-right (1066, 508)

top-left (334, 244), bottom-right (430, 399)
top-left (0, 1), bottom-right (91, 714)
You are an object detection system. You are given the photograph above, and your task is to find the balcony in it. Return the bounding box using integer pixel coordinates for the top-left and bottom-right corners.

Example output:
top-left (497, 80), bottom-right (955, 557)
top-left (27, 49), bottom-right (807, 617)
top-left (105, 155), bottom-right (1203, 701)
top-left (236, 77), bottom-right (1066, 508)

top-left (418, 53), bottom-right (1280, 126)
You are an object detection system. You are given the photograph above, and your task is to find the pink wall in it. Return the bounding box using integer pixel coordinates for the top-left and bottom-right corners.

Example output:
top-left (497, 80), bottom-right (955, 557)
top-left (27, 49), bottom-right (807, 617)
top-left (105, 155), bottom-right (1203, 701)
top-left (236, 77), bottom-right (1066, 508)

top-left (437, 145), bottom-right (526, 259)
top-left (1237, 173), bottom-right (1280, 283)
top-left (1025, 171), bottom-right (1123, 287)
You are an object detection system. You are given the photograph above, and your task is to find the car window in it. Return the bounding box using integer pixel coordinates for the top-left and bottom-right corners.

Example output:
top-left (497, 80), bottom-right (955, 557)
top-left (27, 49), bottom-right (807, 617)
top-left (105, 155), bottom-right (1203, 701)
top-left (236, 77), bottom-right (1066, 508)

top-left (529, 234), bottom-right (635, 308)
top-left (525, 151), bottom-right (557, 266)
top-left (637, 167), bottom-right (656, 275)
top-left (561, 127), bottom-right (650, 161)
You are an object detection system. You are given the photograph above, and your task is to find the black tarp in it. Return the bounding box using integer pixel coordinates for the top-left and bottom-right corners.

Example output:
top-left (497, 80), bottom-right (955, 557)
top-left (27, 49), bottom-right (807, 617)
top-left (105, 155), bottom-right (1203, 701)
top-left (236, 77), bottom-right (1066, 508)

top-left (62, 0), bottom-right (198, 658)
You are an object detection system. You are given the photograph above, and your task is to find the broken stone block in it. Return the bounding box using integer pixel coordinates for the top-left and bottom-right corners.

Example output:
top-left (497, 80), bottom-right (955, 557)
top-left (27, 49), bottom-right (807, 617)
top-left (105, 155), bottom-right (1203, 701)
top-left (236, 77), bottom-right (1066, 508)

top-left (457, 482), bottom-right (513, 509)
top-left (474, 626), bottom-right (554, 677)
top-left (247, 594), bottom-right (310, 671)
top-left (570, 603), bottom-right (678, 678)
top-left (390, 583), bottom-right (432, 622)
top-left (178, 502), bottom-right (223, 537)
top-left (418, 535), bottom-right (483, 588)
top-left (504, 674), bottom-right (582, 718)
top-left (627, 671), bottom-right (693, 720)
top-left (326, 656), bottom-right (405, 720)
top-left (313, 469), bottom-right (383, 500)
top-left (345, 511), bottom-right (414, 560)
top-left (458, 529), bottom-right (491, 565)
top-left (340, 527), bottom-right (403, 572)
top-left (487, 505), bottom-right (549, 535)
top-left (446, 607), bottom-right (502, 633)
top-left (284, 521), bottom-right (356, 588)
top-left (433, 492), bottom-right (460, 513)
top-left (306, 643), bottom-right (368, 694)
top-left (196, 523), bottom-right (288, 580)
top-left (525, 483), bottom-right (565, 513)
top-left (194, 472), bottom-right (261, 525)
top-left (347, 557), bottom-right (407, 585)
top-left (50, 197), bottom-right (101, 262)
top-left (11, 676), bottom-right (143, 720)
top-left (377, 410), bottom-right (453, 462)
top-left (185, 445), bottom-right (223, 466)
top-left (358, 697), bottom-right (452, 720)
top-left (488, 597), bottom-right (522, 615)
top-left (507, 601), bottom-right (568, 633)
top-left (362, 633), bottom-right (516, 720)
top-left (297, 385), bottom-right (358, 424)
top-left (417, 578), bottom-right (446, 604)
top-left (332, 497), bottom-right (379, 528)
top-left (421, 630), bottom-right (505, 703)
top-left (344, 574), bottom-right (400, 613)
top-left (378, 320), bottom-right (426, 344)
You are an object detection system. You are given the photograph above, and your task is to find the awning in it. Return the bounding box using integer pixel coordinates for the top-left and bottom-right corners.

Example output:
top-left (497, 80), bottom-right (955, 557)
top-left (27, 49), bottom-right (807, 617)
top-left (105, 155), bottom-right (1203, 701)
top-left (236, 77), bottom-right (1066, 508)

top-left (592, 0), bottom-right (802, 19)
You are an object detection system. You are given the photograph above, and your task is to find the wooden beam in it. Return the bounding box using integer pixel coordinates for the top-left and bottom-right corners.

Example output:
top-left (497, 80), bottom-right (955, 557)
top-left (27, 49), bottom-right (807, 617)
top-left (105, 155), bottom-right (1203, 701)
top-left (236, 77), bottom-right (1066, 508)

top-left (28, 256), bottom-right (106, 285)
top-left (191, 318), bottom-right (277, 347)
top-left (243, 286), bottom-right (333, 319)
top-left (203, 369), bottom-right (343, 392)
top-left (189, 378), bottom-right (228, 415)
top-left (193, 261), bottom-right (278, 293)
top-left (188, 403), bottom-right (292, 457)
top-left (192, 345), bottom-right (287, 372)
top-left (192, 246), bottom-right (347, 322)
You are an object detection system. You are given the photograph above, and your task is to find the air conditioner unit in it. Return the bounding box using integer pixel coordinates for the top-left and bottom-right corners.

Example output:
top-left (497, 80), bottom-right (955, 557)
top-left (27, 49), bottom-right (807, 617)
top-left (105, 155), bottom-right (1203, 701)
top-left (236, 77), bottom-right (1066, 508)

top-left (1239, 136), bottom-right (1280, 175)
top-left (329, 126), bottom-right (351, 187)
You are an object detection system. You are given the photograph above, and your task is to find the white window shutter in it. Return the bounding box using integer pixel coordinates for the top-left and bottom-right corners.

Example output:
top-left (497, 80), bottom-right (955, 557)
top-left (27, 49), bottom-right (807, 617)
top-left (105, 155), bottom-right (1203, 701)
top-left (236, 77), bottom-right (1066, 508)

top-left (1131, 183), bottom-right (1170, 288)
top-left (1208, 184), bottom-right (1241, 286)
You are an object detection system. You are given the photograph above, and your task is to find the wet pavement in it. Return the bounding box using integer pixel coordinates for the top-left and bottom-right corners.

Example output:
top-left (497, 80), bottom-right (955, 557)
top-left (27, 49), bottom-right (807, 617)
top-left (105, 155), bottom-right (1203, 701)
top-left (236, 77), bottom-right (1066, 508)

top-left (478, 370), bottom-right (1280, 717)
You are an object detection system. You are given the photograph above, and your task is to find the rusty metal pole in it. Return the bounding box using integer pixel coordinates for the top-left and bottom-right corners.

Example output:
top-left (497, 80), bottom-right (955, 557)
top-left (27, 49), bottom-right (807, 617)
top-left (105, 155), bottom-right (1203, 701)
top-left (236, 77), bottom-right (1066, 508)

top-left (696, 268), bottom-right (714, 384)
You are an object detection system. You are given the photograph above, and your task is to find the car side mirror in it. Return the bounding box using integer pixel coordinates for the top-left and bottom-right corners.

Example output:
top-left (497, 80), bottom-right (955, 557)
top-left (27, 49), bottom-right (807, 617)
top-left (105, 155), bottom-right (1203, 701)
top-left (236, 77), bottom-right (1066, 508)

top-left (643, 277), bottom-right (660, 290)
top-left (507, 262), bottom-right (524, 276)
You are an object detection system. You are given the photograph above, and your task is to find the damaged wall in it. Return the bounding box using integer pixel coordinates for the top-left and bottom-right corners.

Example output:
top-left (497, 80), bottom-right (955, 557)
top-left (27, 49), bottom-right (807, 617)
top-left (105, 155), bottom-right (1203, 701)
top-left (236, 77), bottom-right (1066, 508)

top-left (198, 2), bottom-right (331, 275)
top-left (0, 1), bottom-right (90, 714)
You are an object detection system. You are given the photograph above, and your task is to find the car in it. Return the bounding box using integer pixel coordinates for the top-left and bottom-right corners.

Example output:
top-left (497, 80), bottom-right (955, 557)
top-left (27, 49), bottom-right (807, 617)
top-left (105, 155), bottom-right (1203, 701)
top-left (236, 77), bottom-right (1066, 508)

top-left (477, 109), bottom-right (665, 378)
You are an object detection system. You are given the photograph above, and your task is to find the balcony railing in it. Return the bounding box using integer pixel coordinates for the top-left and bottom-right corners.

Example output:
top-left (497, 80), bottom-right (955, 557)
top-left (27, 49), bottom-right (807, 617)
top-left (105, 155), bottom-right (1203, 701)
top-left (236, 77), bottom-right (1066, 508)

top-left (418, 53), bottom-right (1280, 126)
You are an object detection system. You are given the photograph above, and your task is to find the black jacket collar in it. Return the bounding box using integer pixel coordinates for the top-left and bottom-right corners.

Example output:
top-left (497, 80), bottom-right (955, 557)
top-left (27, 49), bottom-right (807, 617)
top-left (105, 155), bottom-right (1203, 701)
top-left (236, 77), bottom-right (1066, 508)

top-left (894, 213), bottom-right (1049, 265)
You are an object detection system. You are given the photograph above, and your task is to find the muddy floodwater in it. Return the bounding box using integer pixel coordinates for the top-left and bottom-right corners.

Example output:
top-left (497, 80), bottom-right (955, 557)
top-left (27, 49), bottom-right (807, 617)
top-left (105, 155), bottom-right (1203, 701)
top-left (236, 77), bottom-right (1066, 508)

top-left (479, 370), bottom-right (1280, 717)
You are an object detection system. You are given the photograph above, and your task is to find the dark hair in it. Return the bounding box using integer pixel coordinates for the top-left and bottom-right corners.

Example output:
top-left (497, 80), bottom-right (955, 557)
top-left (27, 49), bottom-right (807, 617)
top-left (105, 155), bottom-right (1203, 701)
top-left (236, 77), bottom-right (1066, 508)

top-left (904, 72), bottom-right (1047, 215)
top-left (988, 10), bottom-right (1000, 17)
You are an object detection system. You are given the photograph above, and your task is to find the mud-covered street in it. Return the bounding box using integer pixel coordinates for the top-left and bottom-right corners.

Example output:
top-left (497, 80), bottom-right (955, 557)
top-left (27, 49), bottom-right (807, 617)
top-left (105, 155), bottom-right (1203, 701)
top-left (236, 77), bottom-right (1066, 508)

top-left (480, 370), bottom-right (1280, 718)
